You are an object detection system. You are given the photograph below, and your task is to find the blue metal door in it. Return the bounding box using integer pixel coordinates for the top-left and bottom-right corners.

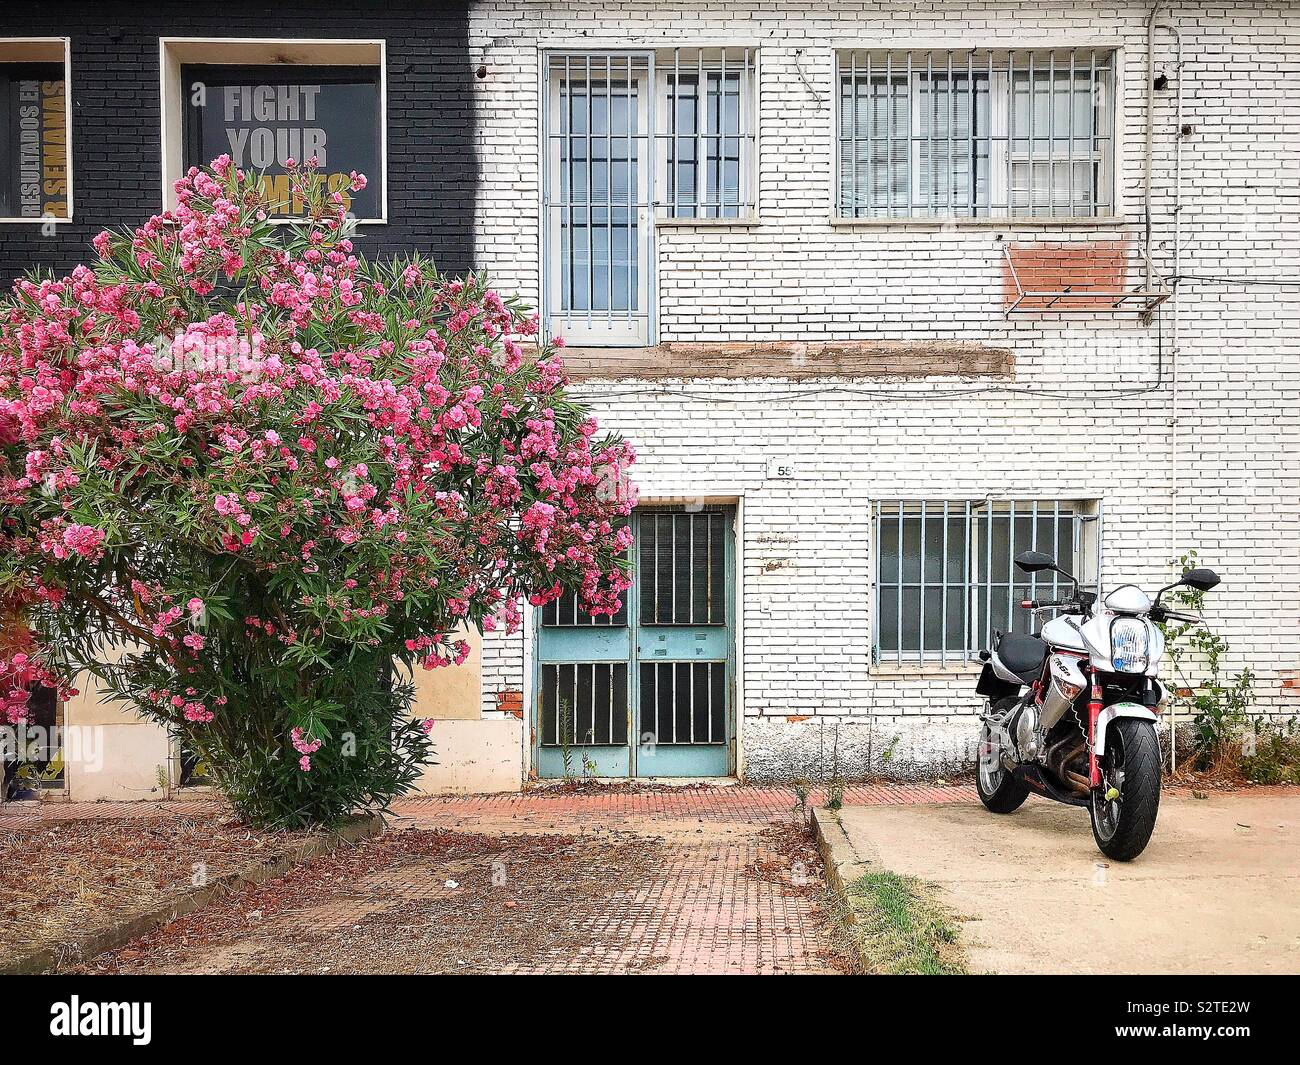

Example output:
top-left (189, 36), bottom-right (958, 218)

top-left (534, 505), bottom-right (735, 778)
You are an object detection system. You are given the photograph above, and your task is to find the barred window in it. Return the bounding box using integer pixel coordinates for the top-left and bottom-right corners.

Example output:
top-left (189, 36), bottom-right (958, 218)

top-left (838, 48), bottom-right (1114, 220)
top-left (543, 49), bottom-right (756, 345)
top-left (874, 500), bottom-right (1101, 665)
top-left (657, 50), bottom-right (754, 220)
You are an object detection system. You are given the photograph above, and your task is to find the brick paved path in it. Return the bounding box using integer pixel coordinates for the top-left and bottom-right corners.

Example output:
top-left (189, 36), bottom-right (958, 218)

top-left (390, 780), bottom-right (976, 824)
top-left (0, 782), bottom-right (973, 830)
top-left (21, 784), bottom-right (976, 975)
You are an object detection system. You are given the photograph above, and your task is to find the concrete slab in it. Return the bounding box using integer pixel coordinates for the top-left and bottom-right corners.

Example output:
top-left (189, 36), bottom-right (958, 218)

top-left (835, 790), bottom-right (1300, 974)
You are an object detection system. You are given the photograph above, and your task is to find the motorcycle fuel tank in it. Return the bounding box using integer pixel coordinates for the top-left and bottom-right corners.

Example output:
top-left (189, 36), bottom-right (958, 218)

top-left (1040, 614), bottom-right (1087, 652)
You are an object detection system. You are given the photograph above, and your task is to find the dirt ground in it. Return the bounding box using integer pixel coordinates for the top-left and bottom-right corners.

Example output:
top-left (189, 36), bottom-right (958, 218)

top-left (0, 808), bottom-right (313, 970)
top-left (75, 798), bottom-right (849, 975)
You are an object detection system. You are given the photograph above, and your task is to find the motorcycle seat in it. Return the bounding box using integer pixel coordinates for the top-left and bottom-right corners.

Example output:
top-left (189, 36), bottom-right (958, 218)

top-left (996, 632), bottom-right (1048, 682)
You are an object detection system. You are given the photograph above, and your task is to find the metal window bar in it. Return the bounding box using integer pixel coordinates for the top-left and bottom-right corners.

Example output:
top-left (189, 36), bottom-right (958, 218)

top-left (585, 54), bottom-right (593, 328)
top-left (896, 500), bottom-right (903, 665)
top-left (625, 54), bottom-right (634, 330)
top-left (984, 501), bottom-right (994, 651)
top-left (656, 47), bottom-right (755, 219)
top-left (1007, 500), bottom-right (1016, 639)
top-left (874, 500), bottom-right (1099, 663)
top-left (838, 48), bottom-right (1113, 219)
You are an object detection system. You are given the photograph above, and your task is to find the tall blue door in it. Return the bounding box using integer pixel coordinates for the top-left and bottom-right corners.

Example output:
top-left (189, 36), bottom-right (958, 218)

top-left (534, 505), bottom-right (735, 778)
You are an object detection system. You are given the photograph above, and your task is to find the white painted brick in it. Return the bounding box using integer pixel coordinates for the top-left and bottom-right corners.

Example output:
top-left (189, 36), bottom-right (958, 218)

top-left (469, 1), bottom-right (1300, 775)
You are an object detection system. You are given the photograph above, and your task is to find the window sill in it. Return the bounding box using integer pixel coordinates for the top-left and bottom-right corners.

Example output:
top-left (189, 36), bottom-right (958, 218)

top-left (655, 215), bottom-right (760, 229)
top-left (0, 216), bottom-right (74, 225)
top-left (262, 216), bottom-right (388, 227)
top-left (869, 661), bottom-right (983, 679)
top-left (829, 214), bottom-right (1134, 231)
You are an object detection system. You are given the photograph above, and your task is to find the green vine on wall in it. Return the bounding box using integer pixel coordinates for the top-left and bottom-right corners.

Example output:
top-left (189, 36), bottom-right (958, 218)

top-left (1160, 551), bottom-right (1255, 759)
top-left (1160, 552), bottom-right (1298, 783)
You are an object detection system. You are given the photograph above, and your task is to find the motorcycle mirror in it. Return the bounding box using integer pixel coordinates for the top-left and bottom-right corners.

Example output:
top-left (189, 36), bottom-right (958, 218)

top-left (1013, 550), bottom-right (1057, 574)
top-left (1180, 567), bottom-right (1221, 592)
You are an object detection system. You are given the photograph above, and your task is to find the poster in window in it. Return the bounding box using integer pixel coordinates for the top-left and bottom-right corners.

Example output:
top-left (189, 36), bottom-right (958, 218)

top-left (0, 63), bottom-right (69, 219)
top-left (182, 64), bottom-right (382, 219)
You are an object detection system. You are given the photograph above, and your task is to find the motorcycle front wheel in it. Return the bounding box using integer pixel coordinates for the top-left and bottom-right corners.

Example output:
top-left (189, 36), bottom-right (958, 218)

top-left (976, 705), bottom-right (1029, 814)
top-left (1090, 717), bottom-right (1161, 861)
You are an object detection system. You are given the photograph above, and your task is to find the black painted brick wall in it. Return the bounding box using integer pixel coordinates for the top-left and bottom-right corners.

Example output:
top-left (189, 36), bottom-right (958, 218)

top-left (0, 0), bottom-right (475, 286)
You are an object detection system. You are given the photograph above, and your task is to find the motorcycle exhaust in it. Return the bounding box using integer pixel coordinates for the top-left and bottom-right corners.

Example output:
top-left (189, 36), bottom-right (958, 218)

top-left (1061, 767), bottom-right (1092, 794)
top-left (1046, 737), bottom-right (1091, 796)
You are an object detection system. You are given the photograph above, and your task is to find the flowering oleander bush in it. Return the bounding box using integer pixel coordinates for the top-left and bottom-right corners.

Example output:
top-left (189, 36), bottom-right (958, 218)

top-left (0, 157), bottom-right (635, 827)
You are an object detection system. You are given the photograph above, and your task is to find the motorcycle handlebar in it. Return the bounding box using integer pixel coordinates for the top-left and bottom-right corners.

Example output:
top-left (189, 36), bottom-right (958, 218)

top-left (1020, 598), bottom-right (1070, 610)
top-left (1017, 599), bottom-right (1204, 624)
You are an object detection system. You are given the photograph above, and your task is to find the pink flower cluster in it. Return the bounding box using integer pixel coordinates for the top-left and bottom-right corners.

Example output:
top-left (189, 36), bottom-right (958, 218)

top-left (291, 726), bottom-right (323, 772)
top-left (142, 686), bottom-right (226, 724)
top-left (0, 649), bottom-right (66, 725)
top-left (404, 633), bottom-right (472, 671)
top-left (61, 524), bottom-right (106, 559)
top-left (1, 156), bottom-right (635, 745)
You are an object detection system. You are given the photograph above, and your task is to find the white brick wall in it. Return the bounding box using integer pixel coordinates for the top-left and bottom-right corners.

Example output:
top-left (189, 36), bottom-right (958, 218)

top-left (469, 1), bottom-right (1300, 779)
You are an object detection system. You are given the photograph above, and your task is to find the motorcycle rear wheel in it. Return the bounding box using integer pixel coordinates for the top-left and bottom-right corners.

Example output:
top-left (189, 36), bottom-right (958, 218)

top-left (976, 707), bottom-right (1029, 814)
top-left (1090, 717), bottom-right (1161, 861)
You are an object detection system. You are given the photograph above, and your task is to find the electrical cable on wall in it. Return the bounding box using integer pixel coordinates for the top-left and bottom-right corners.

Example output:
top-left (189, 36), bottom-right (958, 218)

top-left (793, 48), bottom-right (824, 107)
top-left (1173, 273), bottom-right (1300, 287)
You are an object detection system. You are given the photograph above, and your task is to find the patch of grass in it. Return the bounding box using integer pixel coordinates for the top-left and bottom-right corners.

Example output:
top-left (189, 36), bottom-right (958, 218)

top-left (844, 871), bottom-right (966, 975)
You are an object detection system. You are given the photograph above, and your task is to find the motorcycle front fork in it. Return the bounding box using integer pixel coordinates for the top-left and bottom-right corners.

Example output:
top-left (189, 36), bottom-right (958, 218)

top-left (1087, 678), bottom-right (1103, 788)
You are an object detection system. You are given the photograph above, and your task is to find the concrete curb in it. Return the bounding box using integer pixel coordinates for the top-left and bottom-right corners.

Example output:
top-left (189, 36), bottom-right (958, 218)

top-left (812, 806), bottom-right (973, 975)
top-left (3, 813), bottom-right (383, 975)
top-left (810, 806), bottom-right (878, 973)
top-left (811, 806), bottom-right (879, 892)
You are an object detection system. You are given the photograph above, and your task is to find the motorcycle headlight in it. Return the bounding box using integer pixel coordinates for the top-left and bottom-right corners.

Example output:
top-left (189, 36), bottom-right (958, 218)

top-left (1110, 617), bottom-right (1150, 673)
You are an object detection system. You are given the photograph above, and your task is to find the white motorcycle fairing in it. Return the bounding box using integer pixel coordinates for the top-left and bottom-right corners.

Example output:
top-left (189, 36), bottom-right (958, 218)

top-left (1078, 612), bottom-right (1165, 677)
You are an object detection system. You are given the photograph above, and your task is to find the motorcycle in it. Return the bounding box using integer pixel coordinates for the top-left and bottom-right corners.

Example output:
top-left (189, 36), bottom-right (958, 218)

top-left (974, 551), bottom-right (1220, 860)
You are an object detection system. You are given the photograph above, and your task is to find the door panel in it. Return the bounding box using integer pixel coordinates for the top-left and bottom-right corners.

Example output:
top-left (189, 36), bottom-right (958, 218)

top-left (534, 505), bottom-right (735, 778)
top-left (538, 625), bottom-right (633, 662)
top-left (637, 626), bottom-right (728, 660)
top-left (536, 662), bottom-right (631, 777)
